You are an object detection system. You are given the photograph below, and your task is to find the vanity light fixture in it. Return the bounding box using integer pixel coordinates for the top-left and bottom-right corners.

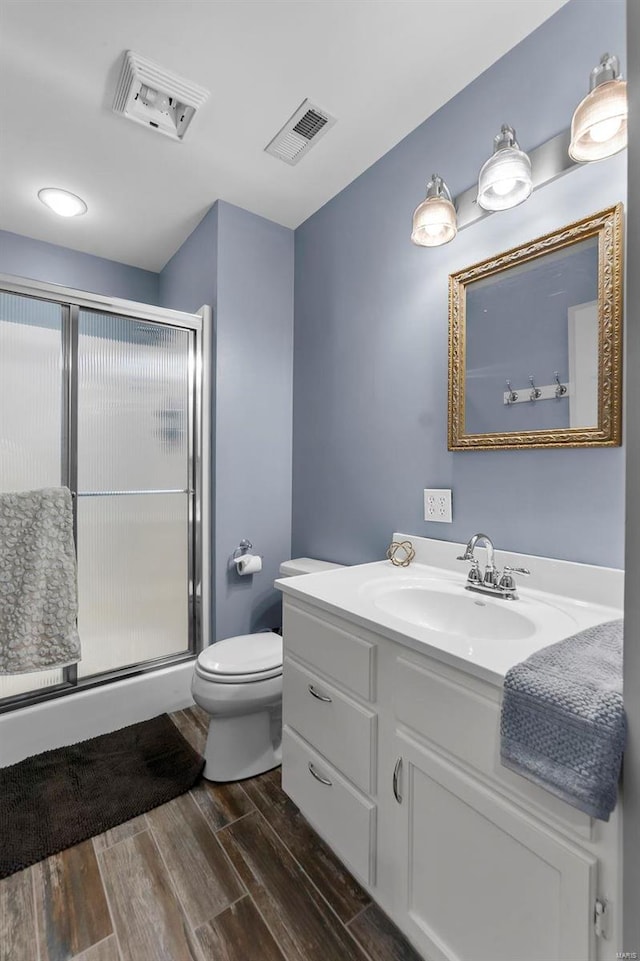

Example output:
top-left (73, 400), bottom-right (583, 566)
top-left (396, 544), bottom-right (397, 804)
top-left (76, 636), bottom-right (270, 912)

top-left (569, 53), bottom-right (627, 163)
top-left (477, 125), bottom-right (533, 211)
top-left (411, 174), bottom-right (457, 247)
top-left (38, 188), bottom-right (87, 218)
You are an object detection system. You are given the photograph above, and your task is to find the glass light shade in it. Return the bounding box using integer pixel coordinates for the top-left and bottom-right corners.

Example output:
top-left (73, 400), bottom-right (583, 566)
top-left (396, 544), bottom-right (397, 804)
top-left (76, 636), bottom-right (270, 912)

top-left (411, 196), bottom-right (457, 247)
top-left (38, 187), bottom-right (87, 218)
top-left (569, 79), bottom-right (628, 162)
top-left (477, 146), bottom-right (532, 211)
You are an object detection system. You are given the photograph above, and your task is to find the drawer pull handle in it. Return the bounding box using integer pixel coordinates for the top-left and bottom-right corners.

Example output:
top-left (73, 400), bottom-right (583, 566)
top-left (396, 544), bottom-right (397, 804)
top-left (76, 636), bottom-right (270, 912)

top-left (308, 762), bottom-right (333, 786)
top-left (393, 757), bottom-right (403, 804)
top-left (308, 684), bottom-right (332, 703)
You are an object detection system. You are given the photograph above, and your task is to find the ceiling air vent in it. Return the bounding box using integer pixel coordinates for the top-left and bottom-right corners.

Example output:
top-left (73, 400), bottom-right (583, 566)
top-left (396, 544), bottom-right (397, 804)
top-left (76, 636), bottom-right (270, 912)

top-left (113, 51), bottom-right (209, 142)
top-left (265, 99), bottom-right (336, 165)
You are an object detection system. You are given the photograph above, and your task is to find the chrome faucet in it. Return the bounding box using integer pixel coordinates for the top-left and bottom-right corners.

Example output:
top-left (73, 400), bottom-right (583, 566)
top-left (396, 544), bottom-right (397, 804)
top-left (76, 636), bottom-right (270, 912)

top-left (457, 533), bottom-right (530, 600)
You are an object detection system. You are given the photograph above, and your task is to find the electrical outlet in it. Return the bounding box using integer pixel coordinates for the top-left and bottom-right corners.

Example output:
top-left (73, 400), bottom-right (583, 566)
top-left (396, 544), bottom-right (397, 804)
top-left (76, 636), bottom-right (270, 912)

top-left (424, 489), bottom-right (452, 523)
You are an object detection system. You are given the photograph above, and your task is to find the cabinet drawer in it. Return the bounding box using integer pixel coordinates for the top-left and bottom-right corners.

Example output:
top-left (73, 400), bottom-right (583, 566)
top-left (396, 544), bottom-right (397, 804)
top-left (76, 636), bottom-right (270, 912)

top-left (282, 725), bottom-right (376, 886)
top-left (284, 657), bottom-right (376, 794)
top-left (283, 603), bottom-right (375, 701)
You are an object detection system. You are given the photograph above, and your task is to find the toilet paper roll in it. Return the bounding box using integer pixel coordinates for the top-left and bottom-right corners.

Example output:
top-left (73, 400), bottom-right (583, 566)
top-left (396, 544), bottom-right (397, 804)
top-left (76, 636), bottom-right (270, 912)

top-left (235, 553), bottom-right (262, 576)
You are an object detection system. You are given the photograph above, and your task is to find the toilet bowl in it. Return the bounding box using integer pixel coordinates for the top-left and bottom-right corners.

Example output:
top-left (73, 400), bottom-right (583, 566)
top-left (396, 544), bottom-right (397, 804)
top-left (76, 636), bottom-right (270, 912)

top-left (191, 556), bottom-right (343, 782)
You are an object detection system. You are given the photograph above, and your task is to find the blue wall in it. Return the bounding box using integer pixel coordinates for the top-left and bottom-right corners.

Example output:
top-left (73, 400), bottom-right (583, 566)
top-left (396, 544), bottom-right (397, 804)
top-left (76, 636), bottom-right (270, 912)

top-left (158, 206), bottom-right (218, 315)
top-left (292, 0), bottom-right (627, 568)
top-left (0, 230), bottom-right (160, 304)
top-left (160, 201), bottom-right (294, 641)
top-left (215, 202), bottom-right (294, 640)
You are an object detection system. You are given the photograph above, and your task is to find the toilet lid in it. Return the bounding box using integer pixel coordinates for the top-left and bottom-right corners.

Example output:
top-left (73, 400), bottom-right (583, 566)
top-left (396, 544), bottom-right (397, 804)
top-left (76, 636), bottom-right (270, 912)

top-left (196, 632), bottom-right (282, 679)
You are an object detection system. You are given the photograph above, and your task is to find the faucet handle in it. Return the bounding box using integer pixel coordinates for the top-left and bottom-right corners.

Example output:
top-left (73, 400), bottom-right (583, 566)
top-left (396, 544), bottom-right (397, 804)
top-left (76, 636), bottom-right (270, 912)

top-left (457, 552), bottom-right (474, 561)
top-left (498, 566), bottom-right (530, 592)
top-left (467, 559), bottom-right (482, 584)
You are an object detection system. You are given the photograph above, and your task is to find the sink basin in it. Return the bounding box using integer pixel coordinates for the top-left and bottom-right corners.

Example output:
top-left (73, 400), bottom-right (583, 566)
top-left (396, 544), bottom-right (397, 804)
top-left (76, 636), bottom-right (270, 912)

top-left (360, 575), bottom-right (578, 643)
top-left (373, 586), bottom-right (536, 640)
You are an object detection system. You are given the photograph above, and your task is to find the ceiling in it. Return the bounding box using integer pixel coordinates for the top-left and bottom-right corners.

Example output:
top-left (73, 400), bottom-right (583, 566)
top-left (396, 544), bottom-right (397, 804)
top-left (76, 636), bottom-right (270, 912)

top-left (0, 0), bottom-right (568, 272)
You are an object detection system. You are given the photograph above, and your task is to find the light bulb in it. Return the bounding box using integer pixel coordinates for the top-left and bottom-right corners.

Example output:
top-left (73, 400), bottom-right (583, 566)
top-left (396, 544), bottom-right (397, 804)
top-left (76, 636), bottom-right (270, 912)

top-left (492, 178), bottom-right (517, 197)
top-left (589, 116), bottom-right (622, 143)
top-left (422, 224), bottom-right (449, 242)
top-left (38, 188), bottom-right (87, 218)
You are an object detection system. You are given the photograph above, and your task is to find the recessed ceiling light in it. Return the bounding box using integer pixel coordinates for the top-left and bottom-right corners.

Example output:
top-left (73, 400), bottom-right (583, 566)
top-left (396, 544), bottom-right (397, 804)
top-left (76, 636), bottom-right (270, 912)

top-left (38, 188), bottom-right (88, 218)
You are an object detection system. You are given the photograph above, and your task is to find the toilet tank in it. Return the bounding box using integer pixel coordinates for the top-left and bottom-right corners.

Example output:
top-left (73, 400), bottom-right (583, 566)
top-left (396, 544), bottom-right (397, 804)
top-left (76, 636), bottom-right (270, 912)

top-left (279, 557), bottom-right (344, 577)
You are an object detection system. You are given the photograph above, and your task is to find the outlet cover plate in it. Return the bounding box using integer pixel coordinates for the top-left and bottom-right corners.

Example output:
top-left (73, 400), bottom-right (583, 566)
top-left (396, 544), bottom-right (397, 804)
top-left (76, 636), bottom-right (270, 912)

top-left (424, 489), bottom-right (452, 523)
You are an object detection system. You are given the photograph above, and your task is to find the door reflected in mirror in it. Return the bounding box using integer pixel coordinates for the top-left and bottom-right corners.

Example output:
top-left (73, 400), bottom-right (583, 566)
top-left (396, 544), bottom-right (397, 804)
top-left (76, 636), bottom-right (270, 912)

top-left (448, 204), bottom-right (623, 450)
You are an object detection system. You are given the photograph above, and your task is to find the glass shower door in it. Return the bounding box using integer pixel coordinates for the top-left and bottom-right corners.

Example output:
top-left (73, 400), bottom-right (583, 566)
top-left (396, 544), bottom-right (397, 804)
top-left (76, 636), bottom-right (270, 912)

top-left (0, 292), bottom-right (67, 698)
top-left (75, 311), bottom-right (194, 678)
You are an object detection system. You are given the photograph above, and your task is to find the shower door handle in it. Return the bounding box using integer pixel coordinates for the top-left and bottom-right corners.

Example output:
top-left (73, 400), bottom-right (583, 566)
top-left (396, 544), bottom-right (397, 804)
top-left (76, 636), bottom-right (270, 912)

top-left (393, 757), bottom-right (403, 804)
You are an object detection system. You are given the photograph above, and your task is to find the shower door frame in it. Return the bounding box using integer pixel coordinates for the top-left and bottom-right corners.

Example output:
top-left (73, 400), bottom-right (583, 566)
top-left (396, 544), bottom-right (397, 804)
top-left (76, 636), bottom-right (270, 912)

top-left (0, 274), bottom-right (211, 714)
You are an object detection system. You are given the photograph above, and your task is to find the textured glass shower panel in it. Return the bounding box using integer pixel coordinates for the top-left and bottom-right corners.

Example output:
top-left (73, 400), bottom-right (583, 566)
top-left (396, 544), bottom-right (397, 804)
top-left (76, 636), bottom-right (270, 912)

top-left (0, 293), bottom-right (63, 493)
top-left (77, 312), bottom-right (190, 492)
top-left (0, 293), bottom-right (64, 697)
top-left (76, 494), bottom-right (190, 678)
top-left (0, 668), bottom-right (64, 700)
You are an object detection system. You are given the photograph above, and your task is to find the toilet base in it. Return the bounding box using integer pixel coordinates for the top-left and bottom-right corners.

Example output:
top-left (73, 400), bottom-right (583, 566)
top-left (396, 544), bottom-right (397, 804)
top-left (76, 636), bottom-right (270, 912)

top-left (202, 709), bottom-right (282, 782)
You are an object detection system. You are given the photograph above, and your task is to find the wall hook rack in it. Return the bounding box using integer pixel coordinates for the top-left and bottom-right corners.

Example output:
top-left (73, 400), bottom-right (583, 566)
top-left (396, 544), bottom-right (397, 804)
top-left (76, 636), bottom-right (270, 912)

top-left (503, 374), bottom-right (570, 406)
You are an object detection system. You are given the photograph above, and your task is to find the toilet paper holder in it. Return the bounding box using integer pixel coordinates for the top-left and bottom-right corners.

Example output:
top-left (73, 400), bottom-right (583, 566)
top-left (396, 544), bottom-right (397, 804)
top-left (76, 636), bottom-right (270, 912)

top-left (232, 538), bottom-right (254, 561)
top-left (232, 539), bottom-right (263, 576)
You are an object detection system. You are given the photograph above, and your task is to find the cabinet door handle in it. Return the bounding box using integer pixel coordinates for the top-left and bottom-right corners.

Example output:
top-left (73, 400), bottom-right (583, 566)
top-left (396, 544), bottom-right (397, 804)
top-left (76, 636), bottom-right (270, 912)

top-left (308, 684), bottom-right (332, 703)
top-left (308, 762), bottom-right (332, 786)
top-left (393, 757), bottom-right (403, 804)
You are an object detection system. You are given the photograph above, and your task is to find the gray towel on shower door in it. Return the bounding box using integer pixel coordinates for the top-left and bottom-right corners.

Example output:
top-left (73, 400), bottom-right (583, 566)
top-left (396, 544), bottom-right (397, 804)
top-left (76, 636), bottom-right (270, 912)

top-left (0, 487), bottom-right (80, 673)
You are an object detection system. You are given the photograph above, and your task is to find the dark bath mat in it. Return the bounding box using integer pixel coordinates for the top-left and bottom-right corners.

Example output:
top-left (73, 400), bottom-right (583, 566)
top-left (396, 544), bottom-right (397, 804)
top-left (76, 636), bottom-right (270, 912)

top-left (0, 713), bottom-right (204, 879)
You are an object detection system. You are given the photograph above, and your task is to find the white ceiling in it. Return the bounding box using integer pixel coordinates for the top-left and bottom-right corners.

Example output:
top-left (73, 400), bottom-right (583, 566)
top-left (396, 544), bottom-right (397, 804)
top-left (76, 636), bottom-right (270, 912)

top-left (0, 0), bottom-right (568, 272)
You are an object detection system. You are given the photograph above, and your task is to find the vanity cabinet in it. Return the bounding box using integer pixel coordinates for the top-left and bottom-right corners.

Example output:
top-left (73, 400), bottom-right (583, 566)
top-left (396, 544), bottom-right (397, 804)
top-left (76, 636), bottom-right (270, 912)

top-left (281, 597), bottom-right (620, 961)
top-left (392, 730), bottom-right (595, 961)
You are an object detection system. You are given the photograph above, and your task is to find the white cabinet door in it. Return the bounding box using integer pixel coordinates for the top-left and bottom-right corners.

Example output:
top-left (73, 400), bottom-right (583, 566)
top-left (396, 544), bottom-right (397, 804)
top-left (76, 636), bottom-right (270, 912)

top-left (391, 730), bottom-right (597, 961)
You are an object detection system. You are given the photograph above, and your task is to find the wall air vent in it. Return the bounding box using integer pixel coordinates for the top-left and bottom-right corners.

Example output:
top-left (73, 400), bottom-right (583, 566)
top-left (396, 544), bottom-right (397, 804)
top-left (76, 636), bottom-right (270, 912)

top-left (265, 99), bottom-right (336, 165)
top-left (113, 51), bottom-right (209, 142)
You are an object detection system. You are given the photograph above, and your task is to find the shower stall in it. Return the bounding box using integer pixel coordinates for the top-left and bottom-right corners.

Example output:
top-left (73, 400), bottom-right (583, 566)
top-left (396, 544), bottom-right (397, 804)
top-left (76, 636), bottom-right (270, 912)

top-left (0, 276), bottom-right (210, 724)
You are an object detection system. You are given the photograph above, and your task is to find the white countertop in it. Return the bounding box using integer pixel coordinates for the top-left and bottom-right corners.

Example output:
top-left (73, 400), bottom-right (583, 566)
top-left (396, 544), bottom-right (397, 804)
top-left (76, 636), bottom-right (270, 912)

top-left (276, 536), bottom-right (623, 687)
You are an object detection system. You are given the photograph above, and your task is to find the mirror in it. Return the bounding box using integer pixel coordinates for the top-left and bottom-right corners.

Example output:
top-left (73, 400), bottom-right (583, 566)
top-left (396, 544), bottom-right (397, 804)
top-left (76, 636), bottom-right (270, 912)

top-left (448, 204), bottom-right (623, 450)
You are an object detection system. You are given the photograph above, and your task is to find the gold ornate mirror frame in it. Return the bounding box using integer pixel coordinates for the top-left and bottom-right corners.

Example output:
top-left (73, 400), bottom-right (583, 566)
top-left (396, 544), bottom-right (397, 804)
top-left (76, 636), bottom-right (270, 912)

top-left (448, 203), bottom-right (623, 451)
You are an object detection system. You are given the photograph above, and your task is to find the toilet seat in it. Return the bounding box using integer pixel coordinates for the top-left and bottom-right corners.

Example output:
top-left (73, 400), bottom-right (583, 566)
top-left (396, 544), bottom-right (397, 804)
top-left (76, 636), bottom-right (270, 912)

top-left (195, 632), bottom-right (282, 684)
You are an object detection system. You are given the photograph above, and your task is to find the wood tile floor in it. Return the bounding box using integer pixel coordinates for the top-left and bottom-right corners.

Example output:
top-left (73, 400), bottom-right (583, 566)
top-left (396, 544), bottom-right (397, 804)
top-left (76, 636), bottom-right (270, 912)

top-left (0, 707), bottom-right (423, 961)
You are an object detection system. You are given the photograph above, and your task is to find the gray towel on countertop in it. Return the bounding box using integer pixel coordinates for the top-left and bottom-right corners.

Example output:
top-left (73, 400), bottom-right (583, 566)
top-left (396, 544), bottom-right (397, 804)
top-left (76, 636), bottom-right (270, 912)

top-left (500, 619), bottom-right (625, 821)
top-left (0, 487), bottom-right (80, 673)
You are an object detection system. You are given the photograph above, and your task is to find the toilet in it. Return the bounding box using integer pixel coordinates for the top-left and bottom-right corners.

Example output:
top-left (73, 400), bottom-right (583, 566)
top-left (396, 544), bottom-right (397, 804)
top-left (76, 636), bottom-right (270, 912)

top-left (191, 557), bottom-right (343, 782)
